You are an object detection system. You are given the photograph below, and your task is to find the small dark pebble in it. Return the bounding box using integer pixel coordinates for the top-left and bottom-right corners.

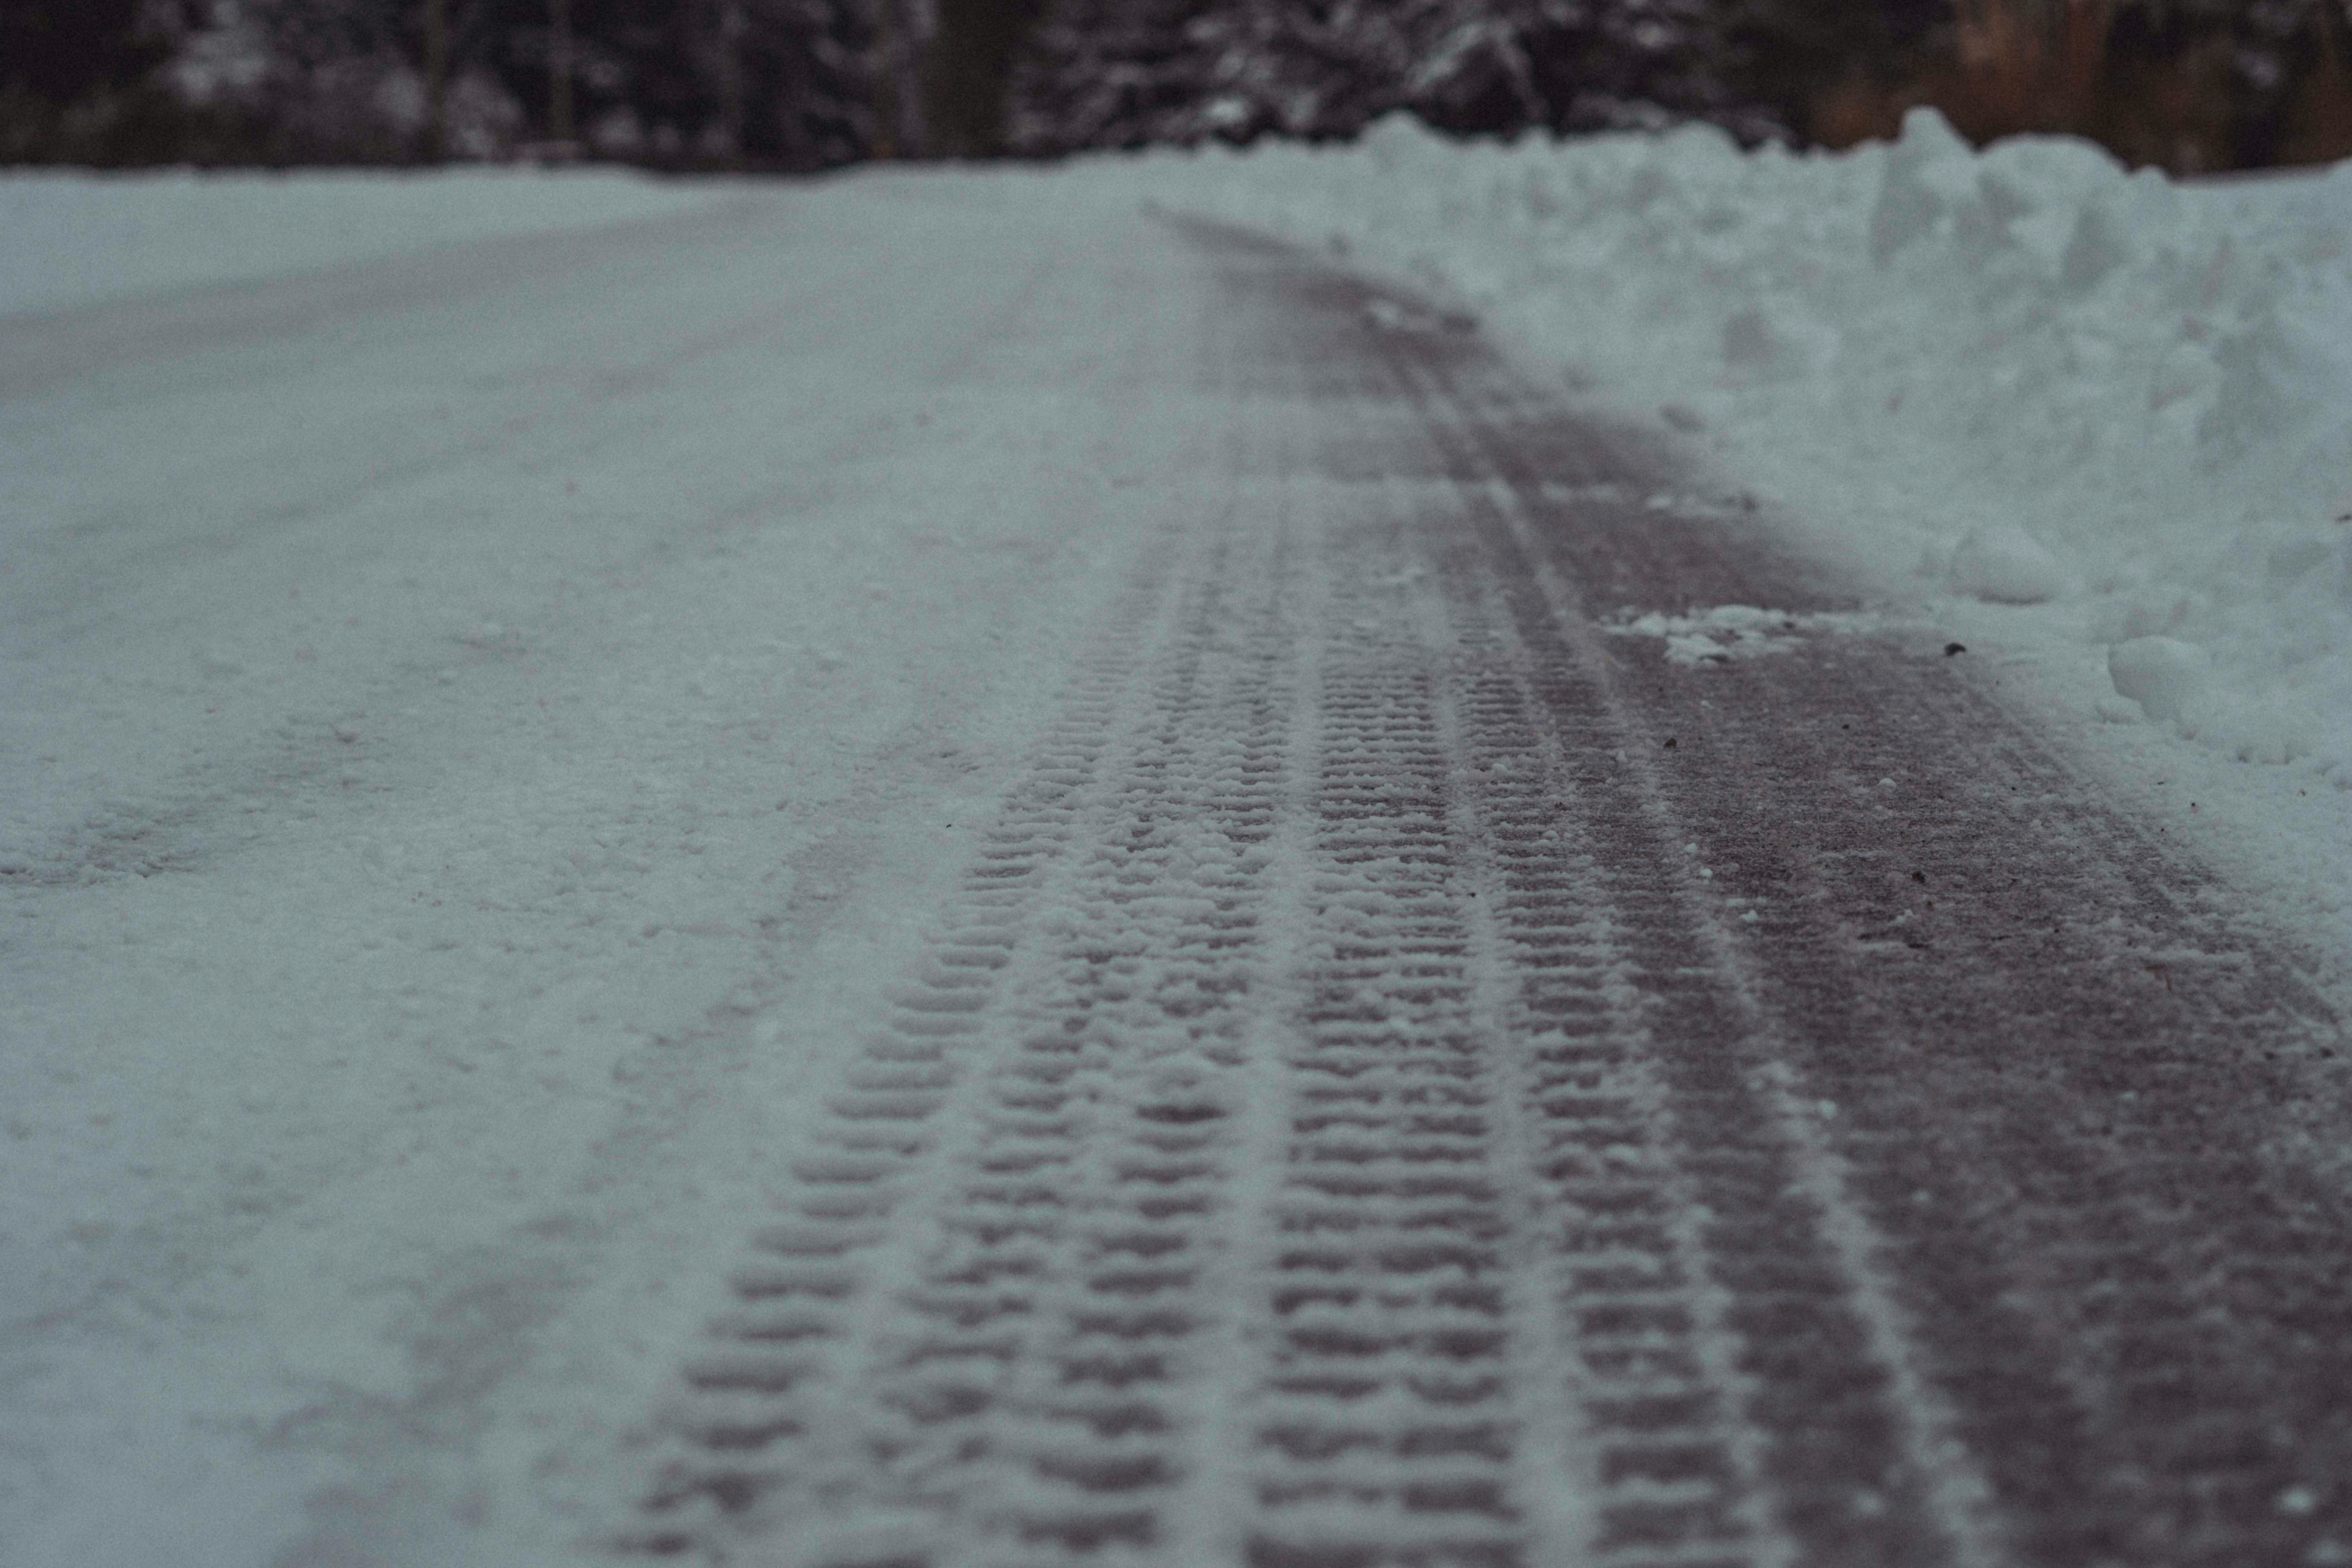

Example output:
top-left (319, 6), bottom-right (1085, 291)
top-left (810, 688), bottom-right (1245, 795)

top-left (1911, 870), bottom-right (1926, 882)
top-left (1664, 737), bottom-right (1678, 749)
top-left (1944, 642), bottom-right (1967, 656)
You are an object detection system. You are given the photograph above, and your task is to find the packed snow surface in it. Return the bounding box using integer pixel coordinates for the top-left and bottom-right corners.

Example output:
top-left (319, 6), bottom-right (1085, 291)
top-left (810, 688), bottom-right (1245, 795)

top-left (0, 168), bottom-right (1171, 1567)
top-left (1112, 106), bottom-right (2352, 954)
top-left (0, 167), bottom-right (733, 318)
top-left (2, 129), bottom-right (2350, 1567)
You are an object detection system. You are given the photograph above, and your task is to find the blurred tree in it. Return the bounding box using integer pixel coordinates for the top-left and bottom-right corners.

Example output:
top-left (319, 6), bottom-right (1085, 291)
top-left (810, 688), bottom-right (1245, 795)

top-left (869, 0), bottom-right (928, 153)
top-left (924, 0), bottom-right (1048, 154)
top-left (548, 0), bottom-right (573, 143)
top-left (1784, 0), bottom-right (2352, 172)
top-left (0, 0), bottom-right (172, 104)
top-left (423, 0), bottom-right (450, 155)
top-left (1005, 0), bottom-right (1789, 155)
top-left (0, 0), bottom-right (174, 161)
top-left (1005, 0), bottom-right (1201, 151)
top-left (758, 0), bottom-right (883, 165)
top-left (468, 0), bottom-right (877, 165)
top-left (2272, 0), bottom-right (2352, 163)
top-left (6, 0), bottom-right (2341, 170)
top-left (1723, 0), bottom-right (1946, 140)
top-left (1004, 0), bottom-right (2352, 173)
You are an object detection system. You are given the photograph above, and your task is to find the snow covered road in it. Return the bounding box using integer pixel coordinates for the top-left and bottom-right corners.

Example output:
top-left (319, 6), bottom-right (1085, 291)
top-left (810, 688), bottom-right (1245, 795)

top-left (5, 173), bottom-right (2351, 1568)
top-left (1, 173), bottom-right (1226, 1565)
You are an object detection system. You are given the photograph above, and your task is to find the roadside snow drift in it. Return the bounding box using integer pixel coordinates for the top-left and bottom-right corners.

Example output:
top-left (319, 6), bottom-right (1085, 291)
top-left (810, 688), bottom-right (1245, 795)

top-left (1123, 109), bottom-right (2352, 788)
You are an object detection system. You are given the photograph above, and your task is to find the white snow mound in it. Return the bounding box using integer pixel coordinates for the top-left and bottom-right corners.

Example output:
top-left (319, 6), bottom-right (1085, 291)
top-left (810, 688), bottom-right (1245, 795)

top-left (2109, 635), bottom-right (2213, 722)
top-left (1950, 523), bottom-right (2072, 604)
top-left (1607, 605), bottom-right (1878, 666)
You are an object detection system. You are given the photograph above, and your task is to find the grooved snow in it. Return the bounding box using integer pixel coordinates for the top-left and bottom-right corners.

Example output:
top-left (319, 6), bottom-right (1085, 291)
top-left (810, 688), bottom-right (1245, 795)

top-left (2, 138), bottom-right (2349, 1568)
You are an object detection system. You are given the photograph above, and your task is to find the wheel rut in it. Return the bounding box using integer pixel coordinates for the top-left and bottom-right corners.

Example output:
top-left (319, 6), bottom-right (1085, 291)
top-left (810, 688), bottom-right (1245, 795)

top-left (1343, 228), bottom-right (2352, 1565)
top-left (614, 217), bottom-right (2352, 1568)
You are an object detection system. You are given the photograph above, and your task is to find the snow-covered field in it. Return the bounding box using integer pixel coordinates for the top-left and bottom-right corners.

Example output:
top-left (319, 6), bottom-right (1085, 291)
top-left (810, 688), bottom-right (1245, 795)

top-left (1113, 109), bottom-right (2352, 971)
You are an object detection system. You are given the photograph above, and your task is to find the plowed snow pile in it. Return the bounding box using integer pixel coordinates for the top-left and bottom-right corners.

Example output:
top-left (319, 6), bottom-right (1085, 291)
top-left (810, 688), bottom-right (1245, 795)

top-left (1118, 109), bottom-right (2352, 949)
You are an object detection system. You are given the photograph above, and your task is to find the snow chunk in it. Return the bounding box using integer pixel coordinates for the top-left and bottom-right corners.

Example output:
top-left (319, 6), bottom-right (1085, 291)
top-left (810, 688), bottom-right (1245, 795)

top-left (2095, 695), bottom-right (2145, 724)
top-left (1607, 605), bottom-right (1877, 666)
top-left (2195, 696), bottom-right (2312, 766)
top-left (1950, 524), bottom-right (2072, 604)
top-left (1870, 107), bottom-right (1977, 265)
top-left (2109, 636), bottom-right (2212, 722)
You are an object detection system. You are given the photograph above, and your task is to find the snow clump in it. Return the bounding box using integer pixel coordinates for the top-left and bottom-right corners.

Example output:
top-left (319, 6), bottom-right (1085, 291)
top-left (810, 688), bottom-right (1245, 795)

top-left (1950, 523), bottom-right (2073, 604)
top-left (2108, 635), bottom-right (2213, 722)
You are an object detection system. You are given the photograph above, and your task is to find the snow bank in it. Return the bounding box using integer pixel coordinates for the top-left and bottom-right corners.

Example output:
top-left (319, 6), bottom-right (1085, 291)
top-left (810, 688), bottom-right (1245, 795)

top-left (1120, 111), bottom-right (2352, 791)
top-left (0, 166), bottom-right (734, 319)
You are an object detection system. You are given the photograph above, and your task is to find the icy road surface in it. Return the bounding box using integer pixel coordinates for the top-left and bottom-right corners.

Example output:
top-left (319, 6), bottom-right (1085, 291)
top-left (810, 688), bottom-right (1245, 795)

top-left (4, 174), bottom-right (2350, 1568)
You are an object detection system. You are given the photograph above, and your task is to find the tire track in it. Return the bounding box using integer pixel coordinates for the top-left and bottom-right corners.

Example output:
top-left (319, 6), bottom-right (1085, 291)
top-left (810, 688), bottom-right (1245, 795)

top-left (1329, 230), bottom-right (2352, 1566)
top-left (793, 495), bottom-right (1307, 1566)
top-left (1433, 559), bottom-right (1787, 1568)
top-left (622, 521), bottom-right (1200, 1557)
top-left (615, 212), bottom-right (2352, 1568)
top-left (1233, 512), bottom-right (1526, 1567)
top-left (1397, 399), bottom-right (1997, 1568)
top-left (623, 280), bottom-right (1323, 1563)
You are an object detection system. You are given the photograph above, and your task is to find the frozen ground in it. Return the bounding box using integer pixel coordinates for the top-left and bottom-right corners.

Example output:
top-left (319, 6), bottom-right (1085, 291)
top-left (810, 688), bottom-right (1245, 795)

top-left (2, 137), bottom-right (2349, 1567)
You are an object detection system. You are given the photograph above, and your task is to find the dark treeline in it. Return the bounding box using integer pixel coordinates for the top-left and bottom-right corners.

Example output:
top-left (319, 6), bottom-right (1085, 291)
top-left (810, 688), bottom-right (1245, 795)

top-left (0, 0), bottom-right (885, 167)
top-left (1008, 0), bottom-right (2349, 169)
top-left (2, 0), bottom-right (2347, 173)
